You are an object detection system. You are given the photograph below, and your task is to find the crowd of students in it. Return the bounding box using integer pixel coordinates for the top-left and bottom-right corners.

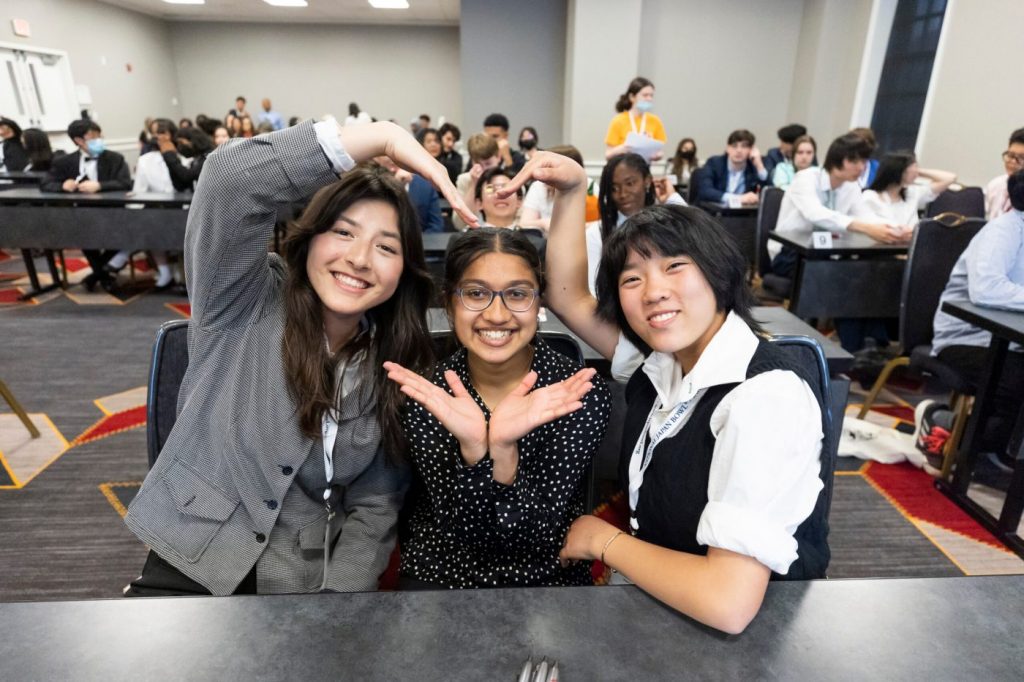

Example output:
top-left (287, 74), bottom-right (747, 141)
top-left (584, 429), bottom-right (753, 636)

top-left (2, 79), bottom-right (1021, 635)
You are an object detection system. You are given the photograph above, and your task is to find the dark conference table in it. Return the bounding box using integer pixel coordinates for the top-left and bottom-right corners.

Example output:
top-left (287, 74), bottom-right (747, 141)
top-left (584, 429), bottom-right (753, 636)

top-left (937, 299), bottom-right (1024, 558)
top-left (769, 228), bottom-right (908, 319)
top-left (1, 577), bottom-right (1021, 680)
top-left (0, 188), bottom-right (192, 297)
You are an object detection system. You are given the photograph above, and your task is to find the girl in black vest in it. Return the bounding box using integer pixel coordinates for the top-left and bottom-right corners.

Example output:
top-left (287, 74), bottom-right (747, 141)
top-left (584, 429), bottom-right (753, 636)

top-left (500, 153), bottom-right (830, 634)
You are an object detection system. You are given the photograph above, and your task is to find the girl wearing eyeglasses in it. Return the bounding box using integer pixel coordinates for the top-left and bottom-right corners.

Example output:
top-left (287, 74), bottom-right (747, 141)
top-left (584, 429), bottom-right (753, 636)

top-left (384, 229), bottom-right (611, 589)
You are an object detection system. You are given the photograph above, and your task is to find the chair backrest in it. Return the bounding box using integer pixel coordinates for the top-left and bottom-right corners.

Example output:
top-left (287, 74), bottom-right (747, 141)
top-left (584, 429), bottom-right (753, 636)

top-left (755, 186), bottom-right (785, 276)
top-left (925, 186), bottom-right (985, 219)
top-left (687, 166), bottom-right (704, 205)
top-left (146, 319), bottom-right (190, 468)
top-left (766, 335), bottom-right (839, 528)
top-left (899, 216), bottom-right (986, 352)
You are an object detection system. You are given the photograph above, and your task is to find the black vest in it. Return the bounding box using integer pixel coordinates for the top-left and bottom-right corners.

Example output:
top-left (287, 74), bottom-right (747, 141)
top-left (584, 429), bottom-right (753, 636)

top-left (618, 340), bottom-right (831, 580)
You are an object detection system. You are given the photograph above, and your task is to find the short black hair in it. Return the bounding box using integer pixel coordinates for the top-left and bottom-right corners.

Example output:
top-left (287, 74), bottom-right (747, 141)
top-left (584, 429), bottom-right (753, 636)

top-left (727, 129), bottom-right (755, 146)
top-left (595, 205), bottom-right (762, 354)
top-left (197, 117), bottom-right (222, 136)
top-left (1009, 169), bottom-right (1024, 211)
top-left (777, 124), bottom-right (807, 144)
top-left (67, 119), bottom-right (101, 141)
top-left (869, 151), bottom-right (916, 199)
top-left (438, 122), bottom-right (461, 142)
top-left (236, 96), bottom-right (246, 103)
top-left (1010, 127), bottom-right (1024, 146)
top-left (483, 113), bottom-right (510, 131)
top-left (474, 166), bottom-right (520, 203)
top-left (175, 127), bottom-right (215, 156)
top-left (419, 113), bottom-right (431, 122)
top-left (153, 118), bottom-right (178, 137)
top-left (823, 133), bottom-right (872, 171)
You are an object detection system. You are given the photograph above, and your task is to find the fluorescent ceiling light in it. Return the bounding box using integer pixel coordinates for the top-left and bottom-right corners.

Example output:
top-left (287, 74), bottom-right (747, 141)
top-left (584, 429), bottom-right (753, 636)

top-left (161, 0), bottom-right (205, 5)
top-left (369, 0), bottom-right (410, 8)
top-left (263, 0), bottom-right (308, 6)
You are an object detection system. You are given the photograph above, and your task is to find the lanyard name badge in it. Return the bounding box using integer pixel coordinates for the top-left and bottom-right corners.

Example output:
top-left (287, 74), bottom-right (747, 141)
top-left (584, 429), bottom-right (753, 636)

top-left (321, 357), bottom-right (347, 518)
top-left (629, 398), bottom-right (692, 531)
top-left (630, 112), bottom-right (647, 136)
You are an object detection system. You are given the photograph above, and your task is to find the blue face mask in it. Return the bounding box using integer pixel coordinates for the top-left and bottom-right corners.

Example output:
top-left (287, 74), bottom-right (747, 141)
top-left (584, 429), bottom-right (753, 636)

top-left (85, 138), bottom-right (106, 157)
top-left (635, 100), bottom-right (654, 114)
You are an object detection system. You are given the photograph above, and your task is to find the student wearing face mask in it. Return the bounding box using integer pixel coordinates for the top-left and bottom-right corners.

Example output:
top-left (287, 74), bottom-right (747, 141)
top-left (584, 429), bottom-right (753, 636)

top-left (667, 138), bottom-right (699, 187)
top-left (605, 77), bottom-right (667, 161)
top-left (42, 119), bottom-right (132, 293)
top-left (518, 126), bottom-right (539, 163)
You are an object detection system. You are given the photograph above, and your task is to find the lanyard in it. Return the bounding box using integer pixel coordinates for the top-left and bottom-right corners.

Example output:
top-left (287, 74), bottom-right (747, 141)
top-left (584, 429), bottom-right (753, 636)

top-left (320, 356), bottom-right (349, 508)
top-left (628, 397), bottom-right (694, 530)
top-left (629, 112), bottom-right (647, 136)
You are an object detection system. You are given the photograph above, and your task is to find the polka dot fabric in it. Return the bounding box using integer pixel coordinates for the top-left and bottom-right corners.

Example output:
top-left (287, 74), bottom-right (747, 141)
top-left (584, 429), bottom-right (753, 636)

top-left (400, 338), bottom-right (611, 588)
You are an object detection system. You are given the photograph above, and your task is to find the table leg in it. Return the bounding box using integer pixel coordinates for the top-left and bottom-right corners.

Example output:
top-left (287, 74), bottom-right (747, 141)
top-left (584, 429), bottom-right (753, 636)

top-left (16, 249), bottom-right (62, 300)
top-left (997, 404), bottom-right (1024, 533)
top-left (951, 337), bottom-right (1008, 496)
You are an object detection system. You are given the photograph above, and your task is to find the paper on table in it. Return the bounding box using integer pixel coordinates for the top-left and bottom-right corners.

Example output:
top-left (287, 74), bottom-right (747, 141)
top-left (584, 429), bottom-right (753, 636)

top-left (625, 132), bottom-right (664, 163)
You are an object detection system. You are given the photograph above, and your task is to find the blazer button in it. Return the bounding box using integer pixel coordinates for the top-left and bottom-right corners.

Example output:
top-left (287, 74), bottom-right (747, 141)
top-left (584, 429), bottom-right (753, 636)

top-left (281, 466), bottom-right (293, 476)
top-left (255, 532), bottom-right (267, 543)
top-left (266, 500), bottom-right (278, 510)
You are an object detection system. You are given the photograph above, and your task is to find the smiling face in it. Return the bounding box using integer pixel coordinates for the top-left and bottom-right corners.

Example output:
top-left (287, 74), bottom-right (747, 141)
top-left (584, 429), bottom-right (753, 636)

top-left (793, 141), bottom-right (815, 171)
top-left (611, 163), bottom-right (651, 217)
top-left (479, 174), bottom-right (520, 226)
top-left (617, 249), bottom-right (725, 371)
top-left (306, 199), bottom-right (405, 342)
top-left (450, 251), bottom-right (538, 369)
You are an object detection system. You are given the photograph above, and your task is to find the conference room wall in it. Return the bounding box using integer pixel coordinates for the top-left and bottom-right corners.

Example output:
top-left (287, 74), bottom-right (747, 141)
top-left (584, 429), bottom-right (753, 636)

top-left (637, 0), bottom-right (806, 163)
top-left (168, 21), bottom-right (461, 135)
top-left (2, 0), bottom-right (182, 158)
top-left (916, 0), bottom-right (1024, 187)
top-left (459, 0), bottom-right (567, 149)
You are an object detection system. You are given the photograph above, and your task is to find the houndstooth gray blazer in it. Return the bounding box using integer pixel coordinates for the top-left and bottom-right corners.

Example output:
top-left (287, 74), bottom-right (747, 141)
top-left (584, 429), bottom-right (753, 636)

top-left (124, 121), bottom-right (408, 596)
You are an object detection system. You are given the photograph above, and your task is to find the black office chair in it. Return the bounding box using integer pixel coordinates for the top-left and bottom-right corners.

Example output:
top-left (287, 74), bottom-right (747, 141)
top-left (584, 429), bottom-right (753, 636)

top-left (687, 167), bottom-right (705, 205)
top-left (146, 318), bottom-right (190, 468)
top-left (857, 214), bottom-right (986, 477)
top-left (429, 329), bottom-right (597, 512)
top-left (925, 187), bottom-right (985, 219)
top-left (754, 187), bottom-right (792, 301)
top-left (767, 336), bottom-right (840, 532)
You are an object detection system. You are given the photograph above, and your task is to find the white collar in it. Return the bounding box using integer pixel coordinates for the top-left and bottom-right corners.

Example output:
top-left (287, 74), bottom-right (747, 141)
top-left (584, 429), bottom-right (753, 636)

top-left (641, 311), bottom-right (759, 409)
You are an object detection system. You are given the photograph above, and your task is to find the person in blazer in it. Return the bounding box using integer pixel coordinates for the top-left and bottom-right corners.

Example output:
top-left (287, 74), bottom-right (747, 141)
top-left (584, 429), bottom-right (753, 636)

top-left (695, 129), bottom-right (768, 205)
top-left (123, 119), bottom-right (478, 597)
top-left (41, 119), bottom-right (132, 292)
top-left (0, 117), bottom-right (28, 171)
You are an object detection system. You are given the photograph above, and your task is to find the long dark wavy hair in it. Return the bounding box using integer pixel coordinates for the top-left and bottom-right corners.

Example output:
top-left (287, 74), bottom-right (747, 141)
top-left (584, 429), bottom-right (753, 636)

top-left (599, 153), bottom-right (655, 241)
top-left (281, 163), bottom-right (435, 462)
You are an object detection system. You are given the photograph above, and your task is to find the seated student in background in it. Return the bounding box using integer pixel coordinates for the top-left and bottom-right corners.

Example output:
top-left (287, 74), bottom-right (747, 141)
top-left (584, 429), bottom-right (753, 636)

top-left (376, 155), bottom-right (444, 233)
top-left (666, 137), bottom-right (699, 187)
top-left (521, 145), bottom-right (592, 233)
top-left (849, 126), bottom-right (879, 188)
top-left (212, 125), bottom-right (230, 147)
top-left (587, 153), bottom-right (686, 294)
top-left (240, 116), bottom-right (256, 139)
top-left (124, 117), bottom-right (478, 598)
top-left (763, 124), bottom-right (808, 178)
top-left (861, 152), bottom-right (956, 229)
top-left (605, 77), bottom-right (666, 161)
top-left (772, 135), bottom-right (817, 190)
top-left (159, 126), bottom-right (216, 192)
top-left (437, 122), bottom-right (463, 185)
top-left (42, 118), bottom-right (132, 293)
top-left (255, 98), bottom-right (284, 132)
top-left (178, 118), bottom-right (193, 130)
top-left (22, 128), bottom-right (56, 172)
top-left (344, 101), bottom-right (372, 126)
top-left (695, 130), bottom-right (768, 205)
top-left (474, 167), bottom-right (524, 229)
top-left (501, 152), bottom-right (829, 634)
top-left (518, 126), bottom-right (539, 164)
top-left (384, 229), bottom-right (610, 589)
top-left (985, 127), bottom-right (1024, 220)
top-left (416, 127), bottom-right (442, 161)
top-left (454, 133), bottom-right (501, 230)
top-left (0, 117), bottom-right (28, 171)
top-left (922, 169), bottom-right (1024, 473)
top-left (483, 113), bottom-right (525, 173)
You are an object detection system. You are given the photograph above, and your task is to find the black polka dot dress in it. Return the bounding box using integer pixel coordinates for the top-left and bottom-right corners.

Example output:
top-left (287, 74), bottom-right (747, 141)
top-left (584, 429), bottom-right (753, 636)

top-left (400, 338), bottom-right (612, 588)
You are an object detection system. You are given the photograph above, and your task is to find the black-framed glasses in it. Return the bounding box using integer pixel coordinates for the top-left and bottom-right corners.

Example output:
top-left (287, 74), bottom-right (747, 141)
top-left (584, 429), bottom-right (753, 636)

top-left (456, 286), bottom-right (538, 312)
top-left (1002, 151), bottom-right (1024, 165)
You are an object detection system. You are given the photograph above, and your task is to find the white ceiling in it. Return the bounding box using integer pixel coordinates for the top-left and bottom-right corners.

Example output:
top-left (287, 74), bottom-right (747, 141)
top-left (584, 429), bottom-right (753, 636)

top-left (97, 0), bottom-right (460, 26)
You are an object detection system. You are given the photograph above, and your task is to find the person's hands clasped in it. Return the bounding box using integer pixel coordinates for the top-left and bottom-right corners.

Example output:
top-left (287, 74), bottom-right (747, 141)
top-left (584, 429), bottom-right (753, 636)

top-left (77, 180), bottom-right (101, 194)
top-left (499, 150), bottom-right (588, 198)
top-left (383, 362), bottom-right (488, 464)
top-left (857, 221), bottom-right (911, 244)
top-left (488, 368), bottom-right (596, 449)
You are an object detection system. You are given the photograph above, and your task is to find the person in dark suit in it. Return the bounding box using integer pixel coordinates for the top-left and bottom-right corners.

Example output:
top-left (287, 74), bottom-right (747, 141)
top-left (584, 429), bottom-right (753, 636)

top-left (408, 173), bottom-right (444, 232)
top-left (42, 119), bottom-right (132, 292)
top-left (695, 129), bottom-right (768, 205)
top-left (0, 117), bottom-right (28, 172)
top-left (763, 123), bottom-right (809, 178)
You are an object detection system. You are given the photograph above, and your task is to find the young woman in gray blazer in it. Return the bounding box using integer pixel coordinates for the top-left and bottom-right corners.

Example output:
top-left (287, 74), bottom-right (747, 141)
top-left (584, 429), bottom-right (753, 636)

top-left (123, 119), bottom-right (477, 596)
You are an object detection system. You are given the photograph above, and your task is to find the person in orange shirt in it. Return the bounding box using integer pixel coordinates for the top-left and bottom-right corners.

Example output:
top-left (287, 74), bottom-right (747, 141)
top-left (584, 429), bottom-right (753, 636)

top-left (605, 77), bottom-right (666, 161)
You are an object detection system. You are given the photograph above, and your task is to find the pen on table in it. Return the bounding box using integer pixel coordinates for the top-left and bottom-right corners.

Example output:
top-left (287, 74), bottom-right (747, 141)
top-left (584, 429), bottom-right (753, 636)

top-left (517, 657), bottom-right (533, 682)
top-left (531, 658), bottom-right (549, 682)
top-left (545, 660), bottom-right (559, 682)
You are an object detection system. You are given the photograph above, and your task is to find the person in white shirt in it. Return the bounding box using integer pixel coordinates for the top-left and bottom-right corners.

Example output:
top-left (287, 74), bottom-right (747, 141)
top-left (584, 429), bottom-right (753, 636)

top-left (860, 152), bottom-right (956, 228)
top-left (586, 153), bottom-right (686, 294)
top-left (520, 145), bottom-right (593, 233)
top-left (498, 151), bottom-right (829, 635)
top-left (771, 133), bottom-right (909, 277)
top-left (343, 102), bottom-right (372, 127)
top-left (985, 127), bottom-right (1024, 220)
